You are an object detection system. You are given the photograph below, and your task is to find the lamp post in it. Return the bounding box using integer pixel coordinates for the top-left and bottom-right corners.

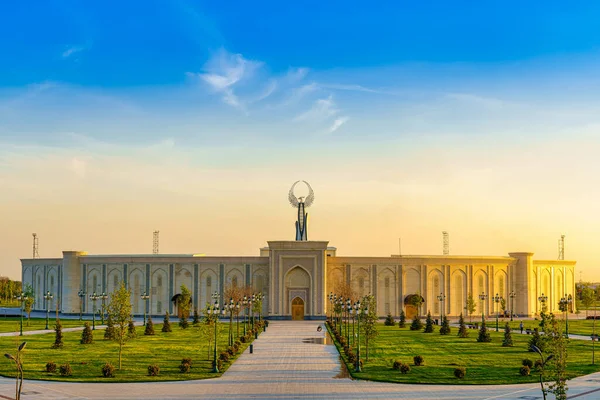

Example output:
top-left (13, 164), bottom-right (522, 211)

top-left (100, 292), bottom-right (108, 324)
top-left (346, 298), bottom-right (351, 344)
top-left (77, 289), bottom-right (86, 321)
top-left (89, 292), bottom-right (99, 330)
top-left (355, 300), bottom-right (366, 372)
top-left (437, 292), bottom-right (446, 322)
top-left (328, 292), bottom-right (334, 322)
top-left (209, 292), bottom-right (220, 373)
top-left (141, 291), bottom-right (150, 326)
top-left (44, 291), bottom-right (53, 330)
top-left (559, 295), bottom-right (573, 338)
top-left (242, 296), bottom-right (248, 336)
top-left (478, 293), bottom-right (488, 320)
top-left (538, 293), bottom-right (547, 315)
top-left (509, 291), bottom-right (516, 321)
top-left (15, 292), bottom-right (28, 336)
top-left (493, 293), bottom-right (502, 332)
top-left (226, 298), bottom-right (234, 347)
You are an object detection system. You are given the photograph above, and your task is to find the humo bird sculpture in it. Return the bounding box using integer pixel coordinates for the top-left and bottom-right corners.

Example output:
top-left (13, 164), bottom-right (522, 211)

top-left (288, 181), bottom-right (314, 241)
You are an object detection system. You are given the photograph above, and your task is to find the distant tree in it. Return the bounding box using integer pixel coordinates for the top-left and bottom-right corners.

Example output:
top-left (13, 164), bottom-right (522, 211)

top-left (178, 284), bottom-right (192, 329)
top-left (52, 319), bottom-right (64, 349)
top-left (104, 313), bottom-right (115, 340)
top-left (541, 315), bottom-right (569, 400)
top-left (361, 294), bottom-right (378, 362)
top-left (500, 298), bottom-right (507, 316)
top-left (80, 322), bottom-right (93, 344)
top-left (144, 317), bottom-right (155, 335)
top-left (466, 293), bottom-right (476, 323)
top-left (162, 312), bottom-right (172, 332)
top-left (192, 307), bottom-right (200, 325)
top-left (201, 303), bottom-right (217, 360)
top-left (502, 323), bottom-right (513, 347)
top-left (408, 293), bottom-right (424, 319)
top-left (410, 315), bottom-right (423, 331)
top-left (127, 320), bottom-right (137, 339)
top-left (423, 311), bottom-right (434, 333)
top-left (107, 282), bottom-right (133, 370)
top-left (457, 313), bottom-right (469, 338)
top-left (476, 314), bottom-right (491, 343)
top-left (581, 287), bottom-right (595, 318)
top-left (384, 314), bottom-right (395, 326)
top-left (529, 328), bottom-right (544, 353)
top-left (398, 310), bottom-right (406, 328)
top-left (22, 284), bottom-right (35, 326)
top-left (440, 315), bottom-right (451, 335)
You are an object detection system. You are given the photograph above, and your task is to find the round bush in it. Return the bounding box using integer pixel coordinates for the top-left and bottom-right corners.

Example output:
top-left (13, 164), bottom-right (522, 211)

top-left (522, 359), bottom-right (534, 368)
top-left (181, 358), bottom-right (192, 366)
top-left (59, 363), bottom-right (72, 377)
top-left (227, 346), bottom-right (235, 356)
top-left (454, 367), bottom-right (466, 379)
top-left (45, 362), bottom-right (57, 373)
top-left (219, 352), bottom-right (230, 362)
top-left (520, 365), bottom-right (531, 376)
top-left (534, 359), bottom-right (543, 371)
top-left (413, 355), bottom-right (424, 366)
top-left (148, 364), bottom-right (160, 376)
top-left (393, 360), bottom-right (402, 370)
top-left (179, 362), bottom-right (191, 373)
top-left (400, 363), bottom-right (411, 374)
top-left (101, 363), bottom-right (115, 378)
top-left (240, 336), bottom-right (247, 343)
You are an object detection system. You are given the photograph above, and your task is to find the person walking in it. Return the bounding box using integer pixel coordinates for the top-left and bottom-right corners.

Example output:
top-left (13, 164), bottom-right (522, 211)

top-left (519, 321), bottom-right (524, 334)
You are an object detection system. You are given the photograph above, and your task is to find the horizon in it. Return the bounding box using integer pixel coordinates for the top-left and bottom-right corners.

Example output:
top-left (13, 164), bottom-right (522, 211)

top-left (1, 1), bottom-right (599, 281)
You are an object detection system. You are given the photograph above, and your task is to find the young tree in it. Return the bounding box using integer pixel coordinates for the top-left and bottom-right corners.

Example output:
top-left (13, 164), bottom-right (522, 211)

top-left (144, 317), bottom-right (155, 335)
top-left (581, 286), bottom-right (595, 318)
top-left (408, 293), bottom-right (424, 319)
top-left (107, 282), bottom-right (133, 369)
top-left (476, 314), bottom-right (491, 342)
top-left (423, 311), bottom-right (434, 333)
top-left (162, 311), bottom-right (172, 332)
top-left (80, 322), bottom-right (93, 344)
top-left (22, 284), bottom-right (35, 326)
top-left (201, 303), bottom-right (217, 360)
top-left (466, 293), bottom-right (476, 323)
top-left (529, 327), bottom-right (544, 352)
top-left (178, 284), bottom-right (192, 329)
top-left (51, 319), bottom-right (64, 349)
top-left (192, 307), bottom-right (200, 325)
top-left (541, 316), bottom-right (569, 400)
top-left (440, 315), bottom-right (451, 335)
top-left (500, 298), bottom-right (507, 317)
top-left (502, 322), bottom-right (513, 347)
top-left (104, 313), bottom-right (115, 340)
top-left (410, 315), bottom-right (423, 331)
top-left (457, 313), bottom-right (469, 338)
top-left (384, 314), bottom-right (395, 326)
top-left (398, 310), bottom-right (406, 328)
top-left (361, 294), bottom-right (378, 362)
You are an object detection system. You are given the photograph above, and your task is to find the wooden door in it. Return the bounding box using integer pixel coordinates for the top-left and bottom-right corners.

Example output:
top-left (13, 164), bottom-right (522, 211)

top-left (292, 297), bottom-right (304, 320)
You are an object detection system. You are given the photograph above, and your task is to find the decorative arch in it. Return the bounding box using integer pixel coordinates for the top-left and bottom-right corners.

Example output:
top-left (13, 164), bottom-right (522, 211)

top-left (352, 268), bottom-right (369, 298)
top-left (284, 266), bottom-right (312, 316)
top-left (152, 268), bottom-right (168, 315)
top-left (328, 268), bottom-right (344, 293)
top-left (107, 268), bottom-right (123, 294)
top-left (428, 269), bottom-right (444, 315)
top-left (404, 268), bottom-right (420, 295)
top-left (451, 270), bottom-right (467, 316)
top-left (378, 267), bottom-right (396, 316)
top-left (129, 267), bottom-right (145, 315)
top-left (473, 270), bottom-right (488, 315)
top-left (225, 268), bottom-right (243, 288)
top-left (494, 270), bottom-right (508, 299)
top-left (555, 270), bottom-right (564, 300)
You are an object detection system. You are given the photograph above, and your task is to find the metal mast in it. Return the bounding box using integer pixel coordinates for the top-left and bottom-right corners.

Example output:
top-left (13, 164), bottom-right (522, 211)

top-left (153, 231), bottom-right (159, 254)
top-left (558, 234), bottom-right (565, 260)
top-left (442, 231), bottom-right (449, 255)
top-left (32, 233), bottom-right (39, 259)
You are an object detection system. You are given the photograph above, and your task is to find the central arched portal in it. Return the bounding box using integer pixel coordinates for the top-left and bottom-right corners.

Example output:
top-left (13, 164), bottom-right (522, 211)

top-left (291, 297), bottom-right (305, 320)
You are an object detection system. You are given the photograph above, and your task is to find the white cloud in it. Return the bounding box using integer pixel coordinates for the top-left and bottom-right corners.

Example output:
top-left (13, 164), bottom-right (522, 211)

top-left (62, 44), bottom-right (89, 59)
top-left (328, 116), bottom-right (349, 133)
top-left (294, 95), bottom-right (338, 122)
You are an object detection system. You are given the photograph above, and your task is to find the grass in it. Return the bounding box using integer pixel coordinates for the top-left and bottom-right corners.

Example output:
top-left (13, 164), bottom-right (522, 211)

top-left (473, 318), bottom-right (600, 337)
top-left (0, 321), bottom-right (255, 382)
top-left (329, 323), bottom-right (600, 385)
top-left (0, 317), bottom-right (93, 333)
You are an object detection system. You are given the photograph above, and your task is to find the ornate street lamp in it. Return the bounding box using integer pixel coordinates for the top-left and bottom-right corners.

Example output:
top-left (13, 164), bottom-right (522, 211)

top-left (100, 292), bottom-right (108, 324)
top-left (538, 293), bottom-right (548, 315)
top-left (77, 289), bottom-right (86, 321)
top-left (242, 296), bottom-right (248, 336)
top-left (355, 300), bottom-right (367, 373)
top-left (15, 292), bottom-right (28, 336)
top-left (346, 298), bottom-right (351, 344)
top-left (328, 292), bottom-right (334, 322)
top-left (437, 292), bottom-right (446, 322)
top-left (89, 292), bottom-right (99, 330)
top-left (44, 291), bottom-right (53, 330)
top-left (478, 293), bottom-right (488, 319)
top-left (493, 293), bottom-right (502, 332)
top-left (141, 291), bottom-right (150, 326)
top-left (559, 295), bottom-right (573, 338)
top-left (509, 291), bottom-right (516, 321)
top-left (208, 296), bottom-right (220, 373)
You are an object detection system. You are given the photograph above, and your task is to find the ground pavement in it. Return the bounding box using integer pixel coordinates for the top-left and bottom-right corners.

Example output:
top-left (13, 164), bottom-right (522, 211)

top-left (1, 321), bottom-right (599, 399)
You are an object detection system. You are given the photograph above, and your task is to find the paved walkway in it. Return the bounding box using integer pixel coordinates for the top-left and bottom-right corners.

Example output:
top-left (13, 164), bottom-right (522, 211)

top-left (1, 321), bottom-right (600, 399)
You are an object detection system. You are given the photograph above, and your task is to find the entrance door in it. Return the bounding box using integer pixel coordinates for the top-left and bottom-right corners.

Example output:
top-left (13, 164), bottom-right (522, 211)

top-left (405, 305), bottom-right (417, 320)
top-left (291, 297), bottom-right (305, 320)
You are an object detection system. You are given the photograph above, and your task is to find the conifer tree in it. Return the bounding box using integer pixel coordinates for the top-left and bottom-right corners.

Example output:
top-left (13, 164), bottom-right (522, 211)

top-left (51, 319), bottom-right (64, 348)
top-left (193, 307), bottom-right (200, 325)
top-left (128, 319), bottom-right (137, 339)
top-left (81, 322), bottom-right (93, 344)
top-left (410, 315), bottom-right (423, 331)
top-left (162, 311), bottom-right (172, 332)
top-left (144, 316), bottom-right (155, 335)
top-left (398, 310), bottom-right (406, 328)
top-left (502, 322), bottom-right (513, 347)
top-left (476, 314), bottom-right (491, 342)
top-left (104, 313), bottom-right (115, 340)
top-left (384, 314), bottom-right (395, 326)
top-left (423, 311), bottom-right (434, 333)
top-left (440, 315), bottom-right (451, 335)
top-left (529, 327), bottom-right (544, 352)
top-left (457, 313), bottom-right (469, 338)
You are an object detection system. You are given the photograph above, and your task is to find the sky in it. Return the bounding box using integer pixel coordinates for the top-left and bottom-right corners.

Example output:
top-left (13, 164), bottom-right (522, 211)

top-left (1, 1), bottom-right (600, 281)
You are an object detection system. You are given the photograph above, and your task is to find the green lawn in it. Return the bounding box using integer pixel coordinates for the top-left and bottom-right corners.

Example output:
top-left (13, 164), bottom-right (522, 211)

top-left (473, 318), bottom-right (600, 337)
top-left (0, 317), bottom-right (93, 333)
top-left (330, 324), bottom-right (600, 385)
top-left (0, 321), bottom-right (254, 382)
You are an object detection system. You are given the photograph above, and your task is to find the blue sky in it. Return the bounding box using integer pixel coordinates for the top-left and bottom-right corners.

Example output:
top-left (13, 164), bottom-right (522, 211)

top-left (1, 1), bottom-right (600, 281)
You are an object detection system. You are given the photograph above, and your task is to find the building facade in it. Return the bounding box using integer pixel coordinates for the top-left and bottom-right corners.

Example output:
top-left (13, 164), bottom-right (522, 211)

top-left (21, 241), bottom-right (576, 319)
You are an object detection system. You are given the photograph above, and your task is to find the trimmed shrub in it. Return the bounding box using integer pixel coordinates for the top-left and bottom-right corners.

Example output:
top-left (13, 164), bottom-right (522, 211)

top-left (413, 355), bottom-right (424, 366)
top-left (476, 317), bottom-right (491, 343)
top-left (227, 346), bottom-right (235, 356)
top-left (101, 363), bottom-right (115, 378)
top-left (162, 312), bottom-right (172, 333)
top-left (51, 320), bottom-right (64, 349)
top-left (179, 362), bottom-right (191, 373)
top-left (219, 352), bottom-right (230, 362)
top-left (400, 363), bottom-right (411, 374)
top-left (393, 360), bottom-right (402, 370)
top-left (80, 322), bottom-right (93, 344)
top-left (59, 363), bottom-right (72, 377)
top-left (502, 323), bottom-right (513, 347)
top-left (192, 307), bottom-right (200, 325)
top-left (398, 311), bottom-right (406, 328)
top-left (148, 364), bottom-right (160, 376)
top-left (410, 315), bottom-right (423, 331)
top-left (144, 317), bottom-right (155, 335)
top-left (528, 328), bottom-right (543, 352)
top-left (128, 320), bottom-right (137, 339)
top-left (240, 335), bottom-right (247, 343)
top-left (534, 359), bottom-right (543, 371)
top-left (520, 365), bottom-right (531, 376)
top-left (104, 314), bottom-right (115, 340)
top-left (45, 361), bottom-right (57, 373)
top-left (522, 359), bottom-right (533, 368)
top-left (384, 314), bottom-right (395, 326)
top-left (423, 312), bottom-right (434, 333)
top-left (458, 313), bottom-right (469, 338)
top-left (439, 316), bottom-right (451, 335)
top-left (454, 367), bottom-right (466, 379)
top-left (181, 357), bottom-right (192, 366)
top-left (179, 315), bottom-right (189, 329)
